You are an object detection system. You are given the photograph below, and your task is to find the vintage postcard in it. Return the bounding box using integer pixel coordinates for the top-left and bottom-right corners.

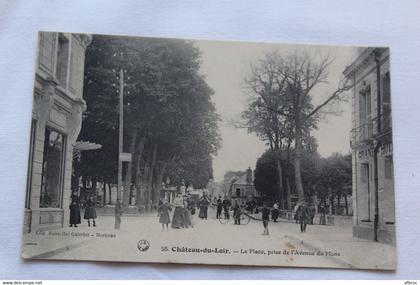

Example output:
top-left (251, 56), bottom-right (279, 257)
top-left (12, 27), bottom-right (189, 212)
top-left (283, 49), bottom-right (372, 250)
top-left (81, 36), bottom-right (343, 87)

top-left (21, 31), bottom-right (396, 269)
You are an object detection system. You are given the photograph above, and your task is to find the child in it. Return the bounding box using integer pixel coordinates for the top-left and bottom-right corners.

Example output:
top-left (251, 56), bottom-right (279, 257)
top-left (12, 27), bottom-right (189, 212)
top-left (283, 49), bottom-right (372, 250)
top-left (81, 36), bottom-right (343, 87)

top-left (84, 196), bottom-right (97, 227)
top-left (158, 199), bottom-right (171, 231)
top-left (262, 202), bottom-right (270, 235)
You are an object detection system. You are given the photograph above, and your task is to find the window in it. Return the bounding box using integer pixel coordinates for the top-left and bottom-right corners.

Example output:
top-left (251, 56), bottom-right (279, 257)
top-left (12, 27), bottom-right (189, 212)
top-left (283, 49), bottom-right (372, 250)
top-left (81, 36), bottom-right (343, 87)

top-left (25, 120), bottom-right (36, 209)
top-left (382, 72), bottom-right (392, 130)
top-left (38, 32), bottom-right (55, 72)
top-left (40, 128), bottom-right (66, 208)
top-left (360, 163), bottom-right (371, 220)
top-left (236, 188), bottom-right (241, 197)
top-left (359, 84), bottom-right (372, 139)
top-left (385, 156), bottom-right (393, 180)
top-left (55, 34), bottom-right (69, 88)
top-left (360, 163), bottom-right (369, 184)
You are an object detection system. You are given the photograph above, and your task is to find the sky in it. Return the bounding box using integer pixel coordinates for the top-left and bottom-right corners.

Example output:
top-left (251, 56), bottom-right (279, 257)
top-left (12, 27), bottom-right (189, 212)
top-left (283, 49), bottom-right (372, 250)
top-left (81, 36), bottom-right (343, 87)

top-left (195, 39), bottom-right (358, 182)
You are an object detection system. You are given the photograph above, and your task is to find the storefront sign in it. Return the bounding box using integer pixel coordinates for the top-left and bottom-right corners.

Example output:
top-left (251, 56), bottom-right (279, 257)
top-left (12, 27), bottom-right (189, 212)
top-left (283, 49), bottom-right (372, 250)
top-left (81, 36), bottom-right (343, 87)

top-left (119, 152), bottom-right (132, 162)
top-left (358, 142), bottom-right (393, 159)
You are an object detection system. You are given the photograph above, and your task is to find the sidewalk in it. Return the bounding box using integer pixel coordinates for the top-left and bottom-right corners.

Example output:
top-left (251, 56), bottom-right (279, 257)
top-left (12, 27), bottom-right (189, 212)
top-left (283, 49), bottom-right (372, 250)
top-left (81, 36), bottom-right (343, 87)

top-left (21, 212), bottom-right (159, 259)
top-left (280, 221), bottom-right (396, 270)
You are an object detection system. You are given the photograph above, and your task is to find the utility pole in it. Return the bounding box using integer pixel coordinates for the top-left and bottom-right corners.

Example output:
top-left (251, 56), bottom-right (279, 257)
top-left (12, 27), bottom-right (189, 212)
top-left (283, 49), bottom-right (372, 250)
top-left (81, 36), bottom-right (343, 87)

top-left (115, 68), bottom-right (124, 229)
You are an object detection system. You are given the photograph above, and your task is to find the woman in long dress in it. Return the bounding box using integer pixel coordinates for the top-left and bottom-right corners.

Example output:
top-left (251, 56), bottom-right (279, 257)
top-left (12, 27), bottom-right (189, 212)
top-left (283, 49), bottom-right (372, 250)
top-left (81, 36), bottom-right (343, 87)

top-left (69, 191), bottom-right (81, 227)
top-left (171, 194), bottom-right (184, 229)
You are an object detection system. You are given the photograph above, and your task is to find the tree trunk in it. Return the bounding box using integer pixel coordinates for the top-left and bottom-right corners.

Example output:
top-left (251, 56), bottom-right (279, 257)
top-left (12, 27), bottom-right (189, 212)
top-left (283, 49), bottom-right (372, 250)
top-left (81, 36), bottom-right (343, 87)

top-left (275, 147), bottom-right (284, 209)
top-left (134, 136), bottom-right (146, 207)
top-left (285, 177), bottom-right (292, 210)
top-left (92, 178), bottom-right (97, 198)
top-left (329, 195), bottom-right (334, 215)
top-left (129, 185), bottom-right (133, 205)
top-left (107, 183), bottom-right (112, 204)
top-left (135, 154), bottom-right (142, 207)
top-left (122, 130), bottom-right (138, 209)
top-left (146, 144), bottom-right (158, 207)
top-left (142, 163), bottom-right (150, 205)
top-left (285, 140), bottom-right (292, 210)
top-left (152, 164), bottom-right (165, 204)
top-left (294, 126), bottom-right (305, 202)
top-left (337, 193), bottom-right (341, 215)
top-left (103, 181), bottom-right (107, 205)
top-left (344, 194), bottom-right (349, 216)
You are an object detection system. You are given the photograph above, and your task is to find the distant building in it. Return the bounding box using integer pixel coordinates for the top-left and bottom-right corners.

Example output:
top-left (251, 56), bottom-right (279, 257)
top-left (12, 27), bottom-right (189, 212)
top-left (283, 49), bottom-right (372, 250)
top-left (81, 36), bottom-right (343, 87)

top-left (344, 47), bottom-right (395, 245)
top-left (229, 167), bottom-right (259, 202)
top-left (24, 32), bottom-right (92, 233)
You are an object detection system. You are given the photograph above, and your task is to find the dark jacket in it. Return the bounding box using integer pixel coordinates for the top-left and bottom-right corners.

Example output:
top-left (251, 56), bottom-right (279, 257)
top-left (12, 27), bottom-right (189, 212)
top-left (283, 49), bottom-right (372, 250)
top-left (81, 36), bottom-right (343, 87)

top-left (262, 207), bottom-right (270, 221)
top-left (84, 199), bottom-right (97, 219)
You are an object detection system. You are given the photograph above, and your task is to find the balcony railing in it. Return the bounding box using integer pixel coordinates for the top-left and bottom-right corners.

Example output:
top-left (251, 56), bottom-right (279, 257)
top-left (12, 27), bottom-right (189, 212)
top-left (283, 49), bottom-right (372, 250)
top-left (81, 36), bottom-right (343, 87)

top-left (351, 113), bottom-right (392, 146)
top-left (351, 121), bottom-right (373, 144)
top-left (372, 111), bottom-right (392, 134)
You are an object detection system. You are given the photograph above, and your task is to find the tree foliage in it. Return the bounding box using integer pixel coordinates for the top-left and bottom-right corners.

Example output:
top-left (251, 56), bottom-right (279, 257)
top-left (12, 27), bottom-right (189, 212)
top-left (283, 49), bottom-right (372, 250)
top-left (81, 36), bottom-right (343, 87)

top-left (78, 35), bottom-right (221, 207)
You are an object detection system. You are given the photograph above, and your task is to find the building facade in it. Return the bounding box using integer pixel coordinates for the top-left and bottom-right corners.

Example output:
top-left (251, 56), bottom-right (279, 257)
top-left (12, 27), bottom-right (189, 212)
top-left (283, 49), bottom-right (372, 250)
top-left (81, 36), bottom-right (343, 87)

top-left (229, 167), bottom-right (259, 202)
top-left (24, 32), bottom-right (91, 233)
top-left (344, 47), bottom-right (395, 245)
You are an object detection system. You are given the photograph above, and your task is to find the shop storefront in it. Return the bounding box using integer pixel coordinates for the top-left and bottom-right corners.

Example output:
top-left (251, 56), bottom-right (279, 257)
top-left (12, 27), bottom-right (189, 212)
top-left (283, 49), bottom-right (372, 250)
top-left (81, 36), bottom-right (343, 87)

top-left (344, 47), bottom-right (395, 245)
top-left (24, 32), bottom-right (91, 233)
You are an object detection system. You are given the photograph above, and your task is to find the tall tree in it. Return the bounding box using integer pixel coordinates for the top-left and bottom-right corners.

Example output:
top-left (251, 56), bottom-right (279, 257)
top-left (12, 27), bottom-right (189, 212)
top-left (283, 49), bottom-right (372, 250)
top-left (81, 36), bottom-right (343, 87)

top-left (80, 35), bottom-right (220, 208)
top-left (244, 50), bottom-right (350, 202)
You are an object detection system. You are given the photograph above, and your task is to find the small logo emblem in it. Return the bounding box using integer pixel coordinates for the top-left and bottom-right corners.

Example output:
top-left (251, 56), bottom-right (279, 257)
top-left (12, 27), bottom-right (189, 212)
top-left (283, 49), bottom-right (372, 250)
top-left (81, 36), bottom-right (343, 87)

top-left (137, 239), bottom-right (150, 252)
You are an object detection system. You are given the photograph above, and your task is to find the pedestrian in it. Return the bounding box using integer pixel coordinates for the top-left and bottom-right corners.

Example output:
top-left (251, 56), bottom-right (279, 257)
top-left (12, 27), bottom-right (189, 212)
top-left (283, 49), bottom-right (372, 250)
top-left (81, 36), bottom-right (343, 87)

top-left (297, 202), bottom-right (310, 233)
top-left (319, 205), bottom-right (327, 225)
top-left (158, 198), bottom-right (171, 231)
top-left (69, 191), bottom-right (81, 227)
top-left (157, 198), bottom-right (163, 217)
top-left (198, 192), bottom-right (210, 220)
top-left (271, 202), bottom-right (279, 222)
top-left (187, 195), bottom-right (195, 228)
top-left (114, 199), bottom-right (123, 229)
top-left (171, 193), bottom-right (184, 229)
top-left (222, 196), bottom-right (231, 219)
top-left (216, 195), bottom-right (223, 219)
top-left (182, 196), bottom-right (192, 228)
top-left (309, 204), bottom-right (316, 225)
top-left (233, 199), bottom-right (241, 225)
top-left (262, 202), bottom-right (270, 235)
top-left (294, 202), bottom-right (300, 224)
top-left (84, 195), bottom-right (97, 227)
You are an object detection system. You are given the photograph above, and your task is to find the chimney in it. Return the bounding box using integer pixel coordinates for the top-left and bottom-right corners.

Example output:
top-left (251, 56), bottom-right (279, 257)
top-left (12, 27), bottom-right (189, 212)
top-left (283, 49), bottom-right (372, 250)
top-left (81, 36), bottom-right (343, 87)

top-left (246, 167), bottom-right (252, 184)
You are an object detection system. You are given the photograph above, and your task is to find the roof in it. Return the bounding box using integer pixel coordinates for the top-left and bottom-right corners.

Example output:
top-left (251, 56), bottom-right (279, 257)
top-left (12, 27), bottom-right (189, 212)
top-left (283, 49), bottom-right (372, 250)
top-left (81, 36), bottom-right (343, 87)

top-left (343, 47), bottom-right (388, 78)
top-left (232, 172), bottom-right (252, 186)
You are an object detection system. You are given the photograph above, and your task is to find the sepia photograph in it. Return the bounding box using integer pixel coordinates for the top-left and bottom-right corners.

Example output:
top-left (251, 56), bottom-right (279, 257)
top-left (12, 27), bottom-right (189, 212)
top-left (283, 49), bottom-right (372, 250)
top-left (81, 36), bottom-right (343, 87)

top-left (21, 31), bottom-right (395, 270)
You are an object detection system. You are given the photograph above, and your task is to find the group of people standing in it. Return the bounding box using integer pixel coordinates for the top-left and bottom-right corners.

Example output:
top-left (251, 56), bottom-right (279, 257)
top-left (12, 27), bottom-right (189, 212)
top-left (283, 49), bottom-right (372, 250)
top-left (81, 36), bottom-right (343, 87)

top-left (294, 202), bottom-right (316, 233)
top-left (158, 192), bottom-right (212, 231)
top-left (215, 195), bottom-right (232, 219)
top-left (69, 191), bottom-right (97, 228)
